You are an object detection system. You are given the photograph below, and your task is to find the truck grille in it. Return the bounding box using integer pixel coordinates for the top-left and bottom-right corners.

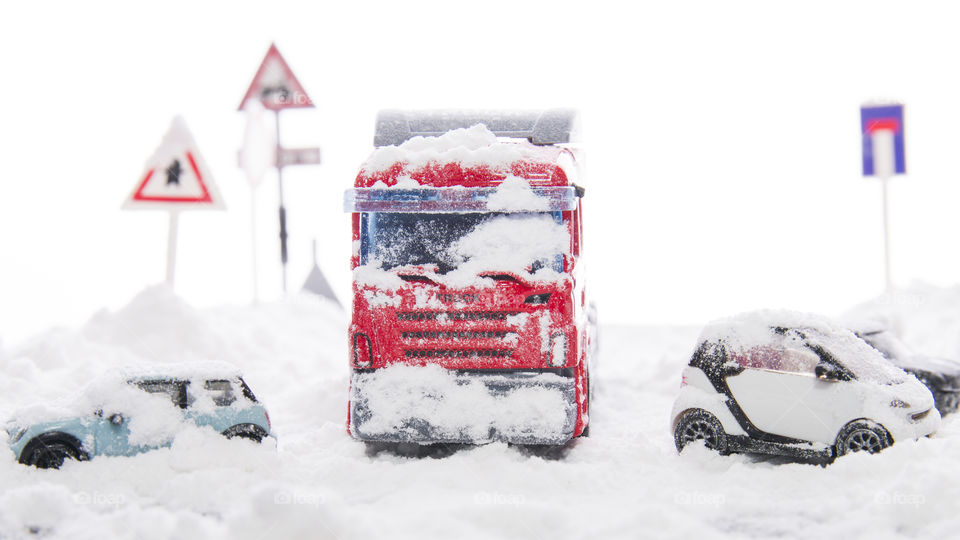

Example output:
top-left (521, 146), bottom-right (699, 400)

top-left (405, 349), bottom-right (514, 359)
top-left (396, 310), bottom-right (522, 361)
top-left (401, 330), bottom-right (514, 340)
top-left (397, 311), bottom-right (519, 322)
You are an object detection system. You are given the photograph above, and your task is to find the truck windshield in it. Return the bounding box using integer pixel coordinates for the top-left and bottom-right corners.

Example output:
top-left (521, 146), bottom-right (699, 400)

top-left (361, 212), bottom-right (567, 275)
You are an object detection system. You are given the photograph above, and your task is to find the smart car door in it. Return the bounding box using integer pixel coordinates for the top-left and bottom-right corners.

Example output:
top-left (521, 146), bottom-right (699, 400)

top-left (726, 345), bottom-right (857, 444)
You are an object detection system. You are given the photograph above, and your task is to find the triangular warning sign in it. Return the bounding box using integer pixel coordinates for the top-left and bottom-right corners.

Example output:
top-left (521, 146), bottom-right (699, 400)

top-left (238, 43), bottom-right (314, 111)
top-left (123, 117), bottom-right (225, 211)
top-left (302, 240), bottom-right (341, 307)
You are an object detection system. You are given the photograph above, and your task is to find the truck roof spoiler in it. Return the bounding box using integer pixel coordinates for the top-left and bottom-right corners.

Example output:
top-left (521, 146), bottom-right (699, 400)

top-left (373, 109), bottom-right (579, 147)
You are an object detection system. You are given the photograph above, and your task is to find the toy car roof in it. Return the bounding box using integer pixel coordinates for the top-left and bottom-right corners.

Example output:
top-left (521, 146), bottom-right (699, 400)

top-left (373, 109), bottom-right (579, 147)
top-left (117, 361), bottom-right (244, 382)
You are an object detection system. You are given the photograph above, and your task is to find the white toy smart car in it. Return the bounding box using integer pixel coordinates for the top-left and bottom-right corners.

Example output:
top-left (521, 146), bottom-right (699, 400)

top-left (672, 311), bottom-right (940, 461)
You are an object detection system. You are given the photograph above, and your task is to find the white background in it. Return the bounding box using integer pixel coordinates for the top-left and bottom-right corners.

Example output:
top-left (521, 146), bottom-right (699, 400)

top-left (3, 0), bottom-right (960, 345)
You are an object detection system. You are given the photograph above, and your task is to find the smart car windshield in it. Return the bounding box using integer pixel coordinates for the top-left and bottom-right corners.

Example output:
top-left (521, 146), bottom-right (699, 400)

top-left (361, 212), bottom-right (567, 274)
top-left (806, 329), bottom-right (907, 385)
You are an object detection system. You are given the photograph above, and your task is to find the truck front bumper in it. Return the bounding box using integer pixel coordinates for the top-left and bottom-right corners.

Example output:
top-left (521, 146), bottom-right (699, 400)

top-left (349, 366), bottom-right (577, 445)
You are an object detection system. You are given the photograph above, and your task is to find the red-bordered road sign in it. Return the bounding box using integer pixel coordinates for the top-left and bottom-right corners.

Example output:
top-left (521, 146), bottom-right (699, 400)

top-left (238, 43), bottom-right (314, 111)
top-left (123, 117), bottom-right (225, 210)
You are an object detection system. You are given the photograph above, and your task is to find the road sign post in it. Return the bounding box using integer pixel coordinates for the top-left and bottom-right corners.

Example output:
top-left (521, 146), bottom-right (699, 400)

top-left (238, 99), bottom-right (274, 303)
top-left (239, 43), bottom-right (319, 293)
top-left (124, 117), bottom-right (225, 287)
top-left (860, 103), bottom-right (906, 292)
top-left (166, 211), bottom-right (180, 285)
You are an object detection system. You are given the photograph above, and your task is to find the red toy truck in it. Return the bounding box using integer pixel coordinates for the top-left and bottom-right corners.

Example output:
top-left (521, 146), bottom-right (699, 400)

top-left (344, 110), bottom-right (594, 445)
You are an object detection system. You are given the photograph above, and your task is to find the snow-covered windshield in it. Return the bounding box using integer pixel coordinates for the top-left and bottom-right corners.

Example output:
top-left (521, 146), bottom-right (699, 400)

top-left (859, 331), bottom-right (912, 362)
top-left (361, 212), bottom-right (567, 275)
top-left (806, 329), bottom-right (907, 385)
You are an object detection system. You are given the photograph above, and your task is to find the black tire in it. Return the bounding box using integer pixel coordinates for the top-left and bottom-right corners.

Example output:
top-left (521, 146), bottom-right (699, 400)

top-left (835, 420), bottom-right (891, 457)
top-left (222, 424), bottom-right (268, 443)
top-left (674, 409), bottom-right (728, 454)
top-left (19, 433), bottom-right (87, 469)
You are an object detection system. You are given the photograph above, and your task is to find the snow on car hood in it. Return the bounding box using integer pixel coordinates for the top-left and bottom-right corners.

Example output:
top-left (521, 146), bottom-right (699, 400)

top-left (877, 376), bottom-right (936, 411)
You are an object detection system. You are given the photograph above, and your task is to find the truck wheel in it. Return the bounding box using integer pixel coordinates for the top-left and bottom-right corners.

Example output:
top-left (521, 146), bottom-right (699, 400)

top-left (835, 420), bottom-right (891, 456)
top-left (674, 409), bottom-right (728, 455)
top-left (19, 433), bottom-right (87, 469)
top-left (222, 424), bottom-right (268, 443)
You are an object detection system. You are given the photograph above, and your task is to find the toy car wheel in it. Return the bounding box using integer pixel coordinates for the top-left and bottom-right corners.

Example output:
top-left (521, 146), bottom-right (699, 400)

top-left (19, 435), bottom-right (86, 469)
top-left (222, 424), bottom-right (268, 443)
top-left (835, 421), bottom-right (891, 456)
top-left (674, 409), bottom-right (728, 454)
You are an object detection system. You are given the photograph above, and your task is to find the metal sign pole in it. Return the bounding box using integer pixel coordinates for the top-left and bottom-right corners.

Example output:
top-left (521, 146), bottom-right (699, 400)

top-left (881, 174), bottom-right (892, 292)
top-left (276, 109), bottom-right (288, 293)
top-left (250, 187), bottom-right (260, 303)
top-left (871, 128), bottom-right (895, 292)
top-left (166, 211), bottom-right (180, 286)
top-left (860, 103), bottom-right (905, 294)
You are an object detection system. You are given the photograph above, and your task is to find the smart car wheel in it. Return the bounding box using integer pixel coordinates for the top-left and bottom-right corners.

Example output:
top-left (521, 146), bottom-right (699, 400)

top-left (835, 421), bottom-right (891, 456)
top-left (674, 409), bottom-right (728, 454)
top-left (19, 434), bottom-right (87, 469)
top-left (222, 424), bottom-right (268, 443)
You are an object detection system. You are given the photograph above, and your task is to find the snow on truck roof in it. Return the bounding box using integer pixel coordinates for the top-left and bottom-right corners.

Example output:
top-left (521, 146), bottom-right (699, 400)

top-left (356, 124), bottom-right (577, 188)
top-left (373, 109), bottom-right (578, 147)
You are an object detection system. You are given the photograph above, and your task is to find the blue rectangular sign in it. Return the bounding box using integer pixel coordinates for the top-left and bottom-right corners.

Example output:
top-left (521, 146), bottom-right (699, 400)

top-left (861, 104), bottom-right (906, 176)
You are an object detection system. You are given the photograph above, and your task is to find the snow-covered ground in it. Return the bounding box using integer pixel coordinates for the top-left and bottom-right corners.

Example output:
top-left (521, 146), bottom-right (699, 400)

top-left (1, 286), bottom-right (959, 539)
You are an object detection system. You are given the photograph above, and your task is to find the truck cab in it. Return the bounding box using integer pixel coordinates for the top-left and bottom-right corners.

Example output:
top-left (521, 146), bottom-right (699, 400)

top-left (344, 110), bottom-right (593, 445)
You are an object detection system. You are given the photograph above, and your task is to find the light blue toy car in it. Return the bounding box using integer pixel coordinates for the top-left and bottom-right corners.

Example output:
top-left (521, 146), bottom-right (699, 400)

top-left (6, 364), bottom-right (272, 469)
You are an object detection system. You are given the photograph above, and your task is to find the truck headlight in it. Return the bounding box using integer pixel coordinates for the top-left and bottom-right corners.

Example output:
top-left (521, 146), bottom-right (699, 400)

top-left (890, 398), bottom-right (910, 408)
top-left (353, 333), bottom-right (373, 368)
top-left (524, 293), bottom-right (551, 305)
top-left (547, 333), bottom-right (567, 367)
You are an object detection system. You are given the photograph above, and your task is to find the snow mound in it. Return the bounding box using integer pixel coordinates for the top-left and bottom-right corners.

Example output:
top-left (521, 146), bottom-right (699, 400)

top-left (846, 283), bottom-right (960, 359)
top-left (485, 176), bottom-right (550, 212)
top-left (4, 288), bottom-right (960, 538)
top-left (362, 124), bottom-right (537, 174)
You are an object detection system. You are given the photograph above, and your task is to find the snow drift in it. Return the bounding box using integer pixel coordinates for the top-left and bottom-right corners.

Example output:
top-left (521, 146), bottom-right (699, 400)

top-left (0, 285), bottom-right (958, 538)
